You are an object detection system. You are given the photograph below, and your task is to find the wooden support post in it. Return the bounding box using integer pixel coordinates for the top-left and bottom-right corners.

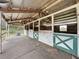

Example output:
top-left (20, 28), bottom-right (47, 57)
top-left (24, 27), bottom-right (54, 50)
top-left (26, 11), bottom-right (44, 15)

top-left (27, 25), bottom-right (29, 37)
top-left (33, 22), bottom-right (34, 38)
top-left (26, 25), bottom-right (28, 36)
top-left (7, 24), bottom-right (9, 38)
top-left (0, 23), bottom-right (2, 54)
top-left (25, 25), bottom-right (27, 36)
top-left (32, 23), bottom-right (33, 38)
top-left (76, 4), bottom-right (79, 58)
top-left (51, 15), bottom-right (54, 47)
top-left (0, 11), bottom-right (2, 54)
top-left (24, 25), bottom-right (27, 36)
top-left (38, 20), bottom-right (40, 40)
top-left (6, 22), bottom-right (8, 38)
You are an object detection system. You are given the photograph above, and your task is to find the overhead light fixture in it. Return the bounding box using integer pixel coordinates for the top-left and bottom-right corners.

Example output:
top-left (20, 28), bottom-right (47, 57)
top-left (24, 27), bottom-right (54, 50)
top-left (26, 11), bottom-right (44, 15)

top-left (0, 1), bottom-right (8, 3)
top-left (0, 1), bottom-right (9, 8)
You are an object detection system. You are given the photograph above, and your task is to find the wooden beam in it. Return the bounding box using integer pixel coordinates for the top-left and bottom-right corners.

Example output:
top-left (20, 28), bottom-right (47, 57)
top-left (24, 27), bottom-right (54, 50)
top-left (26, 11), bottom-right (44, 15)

top-left (8, 17), bottom-right (37, 24)
top-left (8, 20), bottom-right (21, 24)
top-left (0, 8), bottom-right (42, 13)
top-left (7, 17), bottom-right (37, 21)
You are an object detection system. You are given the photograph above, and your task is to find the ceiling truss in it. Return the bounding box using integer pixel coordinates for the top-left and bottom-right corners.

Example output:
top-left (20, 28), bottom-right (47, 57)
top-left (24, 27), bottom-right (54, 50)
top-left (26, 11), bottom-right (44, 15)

top-left (0, 7), bottom-right (42, 13)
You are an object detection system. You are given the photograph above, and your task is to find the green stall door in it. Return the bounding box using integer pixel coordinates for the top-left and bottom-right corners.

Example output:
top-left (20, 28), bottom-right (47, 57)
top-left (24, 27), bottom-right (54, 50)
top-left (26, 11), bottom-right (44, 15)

top-left (53, 33), bottom-right (78, 56)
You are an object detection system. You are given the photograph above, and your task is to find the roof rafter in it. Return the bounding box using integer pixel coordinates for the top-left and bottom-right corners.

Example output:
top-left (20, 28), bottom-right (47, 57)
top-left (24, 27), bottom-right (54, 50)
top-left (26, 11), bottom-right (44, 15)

top-left (8, 17), bottom-right (37, 24)
top-left (0, 7), bottom-right (42, 13)
top-left (8, 17), bottom-right (37, 21)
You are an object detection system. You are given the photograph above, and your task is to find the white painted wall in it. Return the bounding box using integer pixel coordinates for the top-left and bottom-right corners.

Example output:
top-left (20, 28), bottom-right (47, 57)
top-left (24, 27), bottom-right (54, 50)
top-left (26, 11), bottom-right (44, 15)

top-left (28, 30), bottom-right (53, 47)
top-left (28, 30), bottom-right (33, 38)
top-left (39, 30), bottom-right (53, 46)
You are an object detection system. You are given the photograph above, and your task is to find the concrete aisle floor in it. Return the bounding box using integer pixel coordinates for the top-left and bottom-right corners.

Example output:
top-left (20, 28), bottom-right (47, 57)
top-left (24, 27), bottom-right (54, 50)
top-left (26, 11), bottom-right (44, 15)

top-left (0, 36), bottom-right (72, 59)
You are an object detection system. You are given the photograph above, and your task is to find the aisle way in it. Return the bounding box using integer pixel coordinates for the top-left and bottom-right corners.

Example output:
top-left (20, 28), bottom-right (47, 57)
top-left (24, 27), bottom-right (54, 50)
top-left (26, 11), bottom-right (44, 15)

top-left (0, 36), bottom-right (72, 59)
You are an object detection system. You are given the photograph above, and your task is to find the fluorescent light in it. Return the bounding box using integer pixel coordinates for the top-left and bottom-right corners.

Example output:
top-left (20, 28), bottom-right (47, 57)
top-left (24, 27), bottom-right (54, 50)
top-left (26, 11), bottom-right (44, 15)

top-left (0, 3), bottom-right (9, 8)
